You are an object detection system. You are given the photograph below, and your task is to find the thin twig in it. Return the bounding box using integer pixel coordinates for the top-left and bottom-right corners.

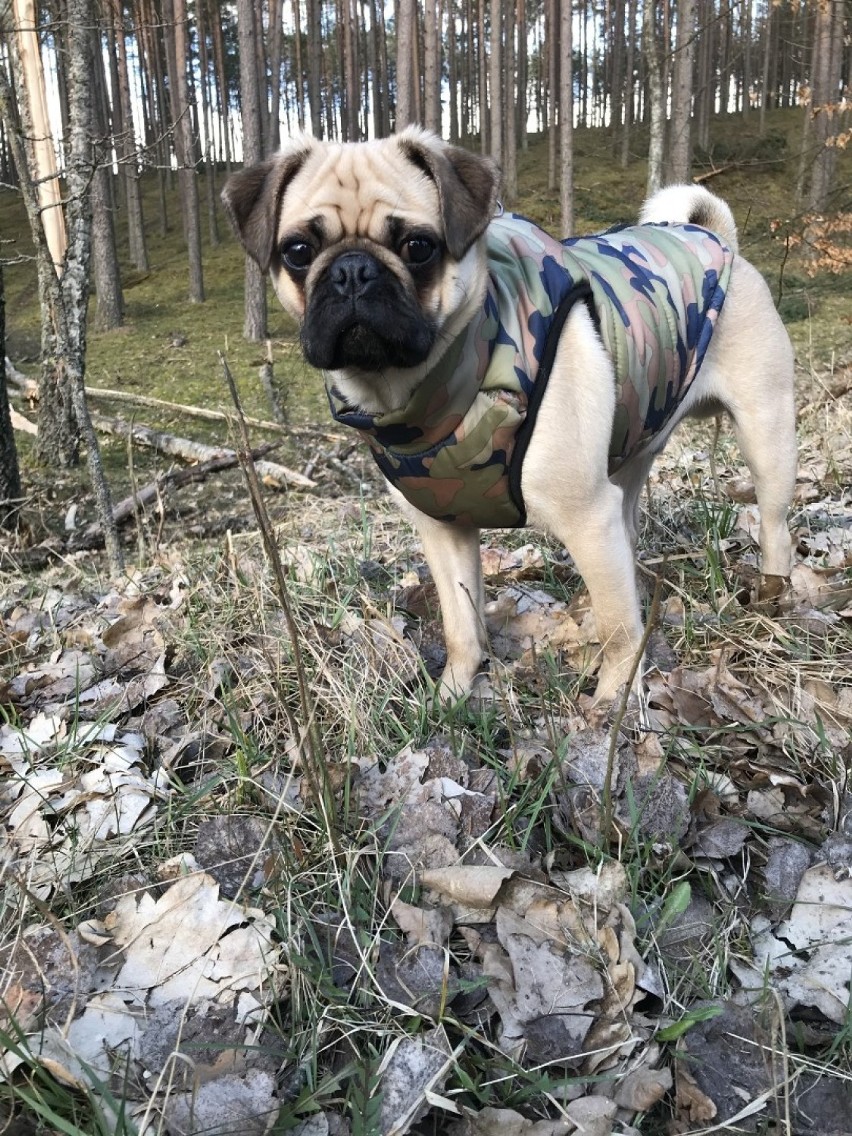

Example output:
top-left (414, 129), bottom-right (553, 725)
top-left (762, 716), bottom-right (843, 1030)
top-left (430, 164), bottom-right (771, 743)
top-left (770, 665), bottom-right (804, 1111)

top-left (219, 351), bottom-right (339, 848)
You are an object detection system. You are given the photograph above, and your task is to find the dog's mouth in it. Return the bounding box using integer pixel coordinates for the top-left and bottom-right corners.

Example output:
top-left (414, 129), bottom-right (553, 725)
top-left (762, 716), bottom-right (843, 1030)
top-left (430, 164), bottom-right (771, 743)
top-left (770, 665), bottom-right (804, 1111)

top-left (306, 316), bottom-right (436, 372)
top-left (300, 254), bottom-right (438, 373)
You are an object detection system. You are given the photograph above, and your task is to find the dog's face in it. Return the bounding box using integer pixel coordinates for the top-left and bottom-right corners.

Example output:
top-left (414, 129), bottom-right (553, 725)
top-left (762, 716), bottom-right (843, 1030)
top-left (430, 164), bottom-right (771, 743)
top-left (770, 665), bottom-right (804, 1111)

top-left (222, 128), bottom-right (499, 405)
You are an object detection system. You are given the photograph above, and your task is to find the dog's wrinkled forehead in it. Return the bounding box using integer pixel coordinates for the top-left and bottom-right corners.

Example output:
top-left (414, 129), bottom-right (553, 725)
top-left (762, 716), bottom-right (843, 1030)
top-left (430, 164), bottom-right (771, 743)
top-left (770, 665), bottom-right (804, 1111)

top-left (278, 143), bottom-right (439, 244)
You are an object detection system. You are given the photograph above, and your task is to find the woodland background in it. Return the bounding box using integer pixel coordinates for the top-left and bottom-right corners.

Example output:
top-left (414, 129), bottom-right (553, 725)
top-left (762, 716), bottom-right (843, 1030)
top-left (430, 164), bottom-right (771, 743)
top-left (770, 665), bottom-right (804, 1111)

top-left (0, 1), bottom-right (851, 1135)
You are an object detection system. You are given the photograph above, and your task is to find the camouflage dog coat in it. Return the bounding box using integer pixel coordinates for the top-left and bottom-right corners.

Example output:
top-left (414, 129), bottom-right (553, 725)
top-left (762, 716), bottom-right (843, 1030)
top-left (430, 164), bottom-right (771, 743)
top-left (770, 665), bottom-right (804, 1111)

top-left (326, 213), bottom-right (734, 527)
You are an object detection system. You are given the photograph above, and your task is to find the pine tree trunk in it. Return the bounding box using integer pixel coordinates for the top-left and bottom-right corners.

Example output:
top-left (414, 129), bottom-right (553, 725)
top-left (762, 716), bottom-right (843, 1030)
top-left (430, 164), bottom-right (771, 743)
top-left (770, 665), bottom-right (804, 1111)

top-left (610, 0), bottom-right (625, 154)
top-left (306, 0), bottom-right (323, 136)
top-left (113, 0), bottom-right (149, 269)
top-left (808, 0), bottom-right (843, 211)
top-left (620, 0), bottom-right (636, 166)
top-left (489, 0), bottom-right (503, 166)
top-left (559, 0), bottom-right (573, 232)
top-left (268, 0), bottom-right (284, 149)
top-left (503, 0), bottom-right (517, 200)
top-left (478, 0), bottom-right (488, 150)
top-left (424, 0), bottom-right (440, 134)
top-left (694, 0), bottom-right (713, 153)
top-left (448, 0), bottom-right (460, 141)
top-left (166, 0), bottom-right (205, 301)
top-left (516, 0), bottom-right (527, 149)
top-left (396, 0), bottom-right (416, 126)
top-left (667, 0), bottom-right (695, 183)
top-left (210, 0), bottom-right (233, 166)
top-left (237, 0), bottom-right (268, 337)
top-left (644, 0), bottom-right (665, 195)
top-left (90, 27), bottom-right (124, 330)
top-left (547, 0), bottom-right (557, 189)
top-left (293, 0), bottom-right (306, 131)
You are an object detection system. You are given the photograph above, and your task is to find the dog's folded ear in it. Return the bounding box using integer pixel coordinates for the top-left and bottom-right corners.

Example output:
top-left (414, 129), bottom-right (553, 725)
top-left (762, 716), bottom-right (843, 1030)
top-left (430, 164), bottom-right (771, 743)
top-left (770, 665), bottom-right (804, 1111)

top-left (221, 141), bottom-right (314, 271)
top-left (397, 129), bottom-right (500, 260)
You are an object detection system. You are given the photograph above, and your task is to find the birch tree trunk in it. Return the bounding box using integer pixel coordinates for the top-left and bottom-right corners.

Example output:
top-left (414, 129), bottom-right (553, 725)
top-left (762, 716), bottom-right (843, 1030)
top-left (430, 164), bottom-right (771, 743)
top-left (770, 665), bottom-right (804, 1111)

top-left (5, 4), bottom-right (77, 465)
top-left (0, 264), bottom-right (22, 529)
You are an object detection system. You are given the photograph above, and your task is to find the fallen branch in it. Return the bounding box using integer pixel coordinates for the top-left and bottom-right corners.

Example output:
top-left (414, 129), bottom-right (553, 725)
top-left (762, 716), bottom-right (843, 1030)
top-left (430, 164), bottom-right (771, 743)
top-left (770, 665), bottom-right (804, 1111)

top-left (83, 386), bottom-right (339, 440)
top-left (692, 163), bottom-right (739, 184)
top-left (5, 357), bottom-right (38, 398)
top-left (89, 413), bottom-right (317, 489)
top-left (74, 442), bottom-right (279, 548)
top-left (10, 408), bottom-right (38, 435)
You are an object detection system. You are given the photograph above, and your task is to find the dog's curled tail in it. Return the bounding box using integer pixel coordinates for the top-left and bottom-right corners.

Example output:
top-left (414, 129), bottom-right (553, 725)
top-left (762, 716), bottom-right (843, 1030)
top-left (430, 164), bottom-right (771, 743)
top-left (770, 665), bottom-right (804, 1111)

top-left (639, 185), bottom-right (739, 254)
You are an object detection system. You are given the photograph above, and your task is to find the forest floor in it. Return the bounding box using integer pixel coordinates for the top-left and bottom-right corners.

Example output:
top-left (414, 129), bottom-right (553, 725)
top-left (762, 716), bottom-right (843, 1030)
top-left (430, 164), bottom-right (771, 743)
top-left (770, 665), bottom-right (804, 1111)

top-left (1, 114), bottom-right (851, 1135)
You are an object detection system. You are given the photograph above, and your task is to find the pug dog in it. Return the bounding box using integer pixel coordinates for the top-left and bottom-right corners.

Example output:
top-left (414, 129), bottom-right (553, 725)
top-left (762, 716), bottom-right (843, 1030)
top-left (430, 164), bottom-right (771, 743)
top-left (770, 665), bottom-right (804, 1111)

top-left (222, 128), bottom-right (796, 704)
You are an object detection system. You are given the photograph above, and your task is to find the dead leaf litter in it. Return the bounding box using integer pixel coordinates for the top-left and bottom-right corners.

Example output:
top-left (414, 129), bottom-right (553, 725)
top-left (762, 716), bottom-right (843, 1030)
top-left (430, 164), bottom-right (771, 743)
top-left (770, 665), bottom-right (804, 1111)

top-left (1, 405), bottom-right (851, 1134)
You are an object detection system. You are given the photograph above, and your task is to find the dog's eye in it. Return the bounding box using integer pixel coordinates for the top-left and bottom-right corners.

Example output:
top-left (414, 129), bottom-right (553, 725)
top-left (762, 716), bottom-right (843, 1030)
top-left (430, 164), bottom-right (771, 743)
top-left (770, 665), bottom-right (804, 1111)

top-left (280, 241), bottom-right (315, 272)
top-left (402, 236), bottom-right (437, 266)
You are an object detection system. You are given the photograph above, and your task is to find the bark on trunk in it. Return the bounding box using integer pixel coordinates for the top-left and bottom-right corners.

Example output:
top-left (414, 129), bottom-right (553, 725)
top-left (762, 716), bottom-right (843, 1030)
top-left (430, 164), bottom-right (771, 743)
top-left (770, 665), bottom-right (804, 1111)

top-left (237, 0), bottom-right (269, 337)
top-left (667, 0), bottom-right (696, 184)
top-left (644, 0), bottom-right (665, 195)
top-left (0, 264), bottom-right (23, 529)
top-left (559, 0), bottom-right (573, 232)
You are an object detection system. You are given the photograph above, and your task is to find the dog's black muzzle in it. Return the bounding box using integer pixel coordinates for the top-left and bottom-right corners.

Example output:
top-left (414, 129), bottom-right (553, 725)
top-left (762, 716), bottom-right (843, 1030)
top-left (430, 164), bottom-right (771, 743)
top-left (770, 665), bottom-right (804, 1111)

top-left (302, 251), bottom-right (436, 372)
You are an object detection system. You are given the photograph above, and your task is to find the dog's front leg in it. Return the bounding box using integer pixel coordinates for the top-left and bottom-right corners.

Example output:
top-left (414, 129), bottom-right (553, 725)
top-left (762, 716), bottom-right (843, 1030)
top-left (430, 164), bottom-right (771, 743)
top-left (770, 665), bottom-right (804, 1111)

top-left (392, 491), bottom-right (486, 698)
top-left (529, 482), bottom-right (645, 704)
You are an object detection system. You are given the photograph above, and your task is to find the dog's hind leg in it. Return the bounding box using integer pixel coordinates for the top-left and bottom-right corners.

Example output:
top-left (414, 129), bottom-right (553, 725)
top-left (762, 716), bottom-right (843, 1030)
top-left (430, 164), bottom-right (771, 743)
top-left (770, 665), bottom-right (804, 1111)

top-left (698, 262), bottom-right (797, 593)
top-left (391, 489), bottom-right (487, 699)
top-left (729, 402), bottom-right (797, 592)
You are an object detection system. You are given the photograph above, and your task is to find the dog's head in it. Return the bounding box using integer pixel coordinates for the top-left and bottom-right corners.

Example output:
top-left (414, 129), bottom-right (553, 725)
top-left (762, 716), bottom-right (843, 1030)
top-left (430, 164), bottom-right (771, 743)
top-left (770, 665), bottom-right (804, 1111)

top-left (222, 129), bottom-right (499, 386)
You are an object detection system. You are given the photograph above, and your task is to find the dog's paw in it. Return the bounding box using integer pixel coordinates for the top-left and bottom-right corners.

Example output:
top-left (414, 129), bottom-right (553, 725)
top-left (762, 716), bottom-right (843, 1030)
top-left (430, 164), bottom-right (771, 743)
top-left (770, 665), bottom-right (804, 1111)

top-left (432, 661), bottom-right (491, 710)
top-left (757, 573), bottom-right (790, 605)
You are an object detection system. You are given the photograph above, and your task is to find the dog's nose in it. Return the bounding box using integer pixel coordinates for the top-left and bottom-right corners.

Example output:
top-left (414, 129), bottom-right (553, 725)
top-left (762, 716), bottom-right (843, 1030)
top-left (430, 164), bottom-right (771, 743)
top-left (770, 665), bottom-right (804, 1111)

top-left (329, 252), bottom-right (380, 297)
